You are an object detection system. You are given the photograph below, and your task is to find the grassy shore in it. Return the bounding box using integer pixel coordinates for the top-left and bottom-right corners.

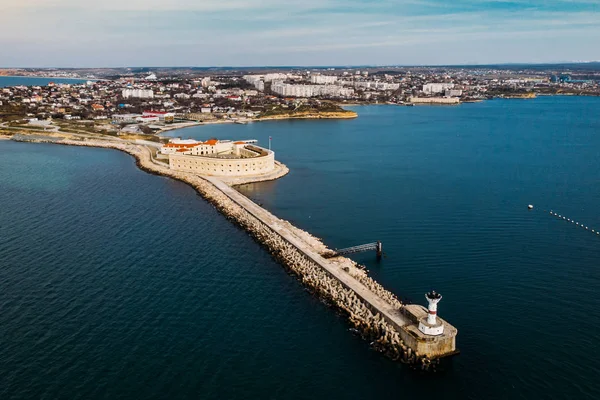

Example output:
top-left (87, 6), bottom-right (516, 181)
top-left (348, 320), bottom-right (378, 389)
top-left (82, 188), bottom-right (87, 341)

top-left (257, 104), bottom-right (357, 120)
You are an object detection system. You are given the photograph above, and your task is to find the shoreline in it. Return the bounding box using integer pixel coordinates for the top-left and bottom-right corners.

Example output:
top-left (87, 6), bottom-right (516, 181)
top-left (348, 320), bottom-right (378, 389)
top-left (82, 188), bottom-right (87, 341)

top-left (5, 132), bottom-right (455, 370)
top-left (337, 93), bottom-right (600, 108)
top-left (0, 75), bottom-right (94, 81)
top-left (254, 111), bottom-right (357, 121)
top-left (159, 111), bottom-right (358, 136)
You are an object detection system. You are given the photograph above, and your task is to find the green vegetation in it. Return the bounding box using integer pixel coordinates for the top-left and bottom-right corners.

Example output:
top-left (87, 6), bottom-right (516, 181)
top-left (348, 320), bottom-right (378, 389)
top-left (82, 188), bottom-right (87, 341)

top-left (118, 133), bottom-right (162, 142)
top-left (259, 102), bottom-right (354, 118)
top-left (486, 87), bottom-right (536, 97)
top-left (6, 124), bottom-right (48, 131)
top-left (0, 104), bottom-right (28, 121)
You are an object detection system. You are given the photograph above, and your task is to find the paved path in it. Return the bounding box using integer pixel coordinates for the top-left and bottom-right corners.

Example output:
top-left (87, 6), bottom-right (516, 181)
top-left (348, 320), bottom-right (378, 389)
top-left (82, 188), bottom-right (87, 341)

top-left (205, 176), bottom-right (411, 331)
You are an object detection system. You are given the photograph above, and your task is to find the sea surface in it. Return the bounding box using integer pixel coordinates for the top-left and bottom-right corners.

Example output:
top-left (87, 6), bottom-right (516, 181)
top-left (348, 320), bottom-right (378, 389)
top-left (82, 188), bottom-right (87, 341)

top-left (0, 76), bottom-right (87, 87)
top-left (1, 96), bottom-right (600, 399)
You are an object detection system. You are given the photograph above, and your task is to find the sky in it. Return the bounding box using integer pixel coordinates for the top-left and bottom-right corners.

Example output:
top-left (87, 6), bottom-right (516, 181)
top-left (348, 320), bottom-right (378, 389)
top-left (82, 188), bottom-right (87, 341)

top-left (1, 0), bottom-right (599, 67)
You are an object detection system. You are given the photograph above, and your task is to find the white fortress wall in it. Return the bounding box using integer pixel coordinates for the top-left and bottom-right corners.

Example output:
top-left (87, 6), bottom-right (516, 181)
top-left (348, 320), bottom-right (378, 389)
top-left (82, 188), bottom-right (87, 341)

top-left (169, 145), bottom-right (275, 177)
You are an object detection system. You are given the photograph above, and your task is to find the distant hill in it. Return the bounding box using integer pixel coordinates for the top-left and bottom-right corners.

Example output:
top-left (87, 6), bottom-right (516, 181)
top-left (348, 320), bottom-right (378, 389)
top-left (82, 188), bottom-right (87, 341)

top-left (437, 62), bottom-right (600, 71)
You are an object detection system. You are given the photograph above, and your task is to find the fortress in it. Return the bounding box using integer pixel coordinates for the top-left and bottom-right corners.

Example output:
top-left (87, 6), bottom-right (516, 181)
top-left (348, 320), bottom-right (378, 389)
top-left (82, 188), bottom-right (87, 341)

top-left (160, 138), bottom-right (275, 177)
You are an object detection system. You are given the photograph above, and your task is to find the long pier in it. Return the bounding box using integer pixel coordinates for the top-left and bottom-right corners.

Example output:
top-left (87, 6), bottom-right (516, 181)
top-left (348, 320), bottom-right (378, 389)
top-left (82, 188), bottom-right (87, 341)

top-left (206, 177), bottom-right (457, 361)
top-left (208, 177), bottom-right (403, 318)
top-left (10, 133), bottom-right (458, 368)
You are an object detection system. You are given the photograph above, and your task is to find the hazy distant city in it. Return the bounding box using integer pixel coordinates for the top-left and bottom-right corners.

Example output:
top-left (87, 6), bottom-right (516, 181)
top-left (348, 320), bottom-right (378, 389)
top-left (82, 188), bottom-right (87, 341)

top-left (1, 63), bottom-right (599, 136)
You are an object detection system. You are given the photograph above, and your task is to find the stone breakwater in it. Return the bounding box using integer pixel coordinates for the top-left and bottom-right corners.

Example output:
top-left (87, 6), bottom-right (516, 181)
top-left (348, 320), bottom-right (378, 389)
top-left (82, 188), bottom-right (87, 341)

top-left (11, 134), bottom-right (454, 371)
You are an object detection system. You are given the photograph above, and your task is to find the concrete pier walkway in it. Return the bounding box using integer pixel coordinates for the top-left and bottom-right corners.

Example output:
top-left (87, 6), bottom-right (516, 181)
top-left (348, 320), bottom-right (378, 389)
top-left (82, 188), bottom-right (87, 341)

top-left (207, 178), bottom-right (409, 329)
top-left (205, 177), bottom-right (457, 359)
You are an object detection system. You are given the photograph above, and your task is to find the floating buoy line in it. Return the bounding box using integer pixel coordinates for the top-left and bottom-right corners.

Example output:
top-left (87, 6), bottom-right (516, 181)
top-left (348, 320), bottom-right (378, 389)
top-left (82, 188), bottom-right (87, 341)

top-left (548, 210), bottom-right (599, 237)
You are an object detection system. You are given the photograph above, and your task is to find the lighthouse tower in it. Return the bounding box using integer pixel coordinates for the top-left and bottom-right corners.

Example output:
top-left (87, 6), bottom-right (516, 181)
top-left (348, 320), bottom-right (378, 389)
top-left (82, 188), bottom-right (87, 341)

top-left (418, 290), bottom-right (445, 336)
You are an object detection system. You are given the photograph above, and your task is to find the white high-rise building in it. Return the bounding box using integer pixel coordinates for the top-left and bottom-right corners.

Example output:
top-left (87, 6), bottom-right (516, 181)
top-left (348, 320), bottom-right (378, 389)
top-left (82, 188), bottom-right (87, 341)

top-left (270, 82), bottom-right (354, 98)
top-left (243, 75), bottom-right (266, 91)
top-left (354, 81), bottom-right (400, 91)
top-left (263, 73), bottom-right (288, 82)
top-left (122, 89), bottom-right (154, 99)
top-left (243, 75), bottom-right (262, 84)
top-left (310, 75), bottom-right (338, 85)
top-left (422, 83), bottom-right (454, 94)
top-left (445, 89), bottom-right (463, 97)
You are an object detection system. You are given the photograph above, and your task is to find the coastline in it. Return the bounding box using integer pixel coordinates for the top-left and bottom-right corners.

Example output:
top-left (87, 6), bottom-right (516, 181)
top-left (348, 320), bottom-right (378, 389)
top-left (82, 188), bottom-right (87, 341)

top-left (158, 110), bottom-right (358, 135)
top-left (337, 93), bottom-right (600, 108)
top-left (4, 132), bottom-right (454, 369)
top-left (254, 111), bottom-right (357, 121)
top-left (0, 75), bottom-right (93, 81)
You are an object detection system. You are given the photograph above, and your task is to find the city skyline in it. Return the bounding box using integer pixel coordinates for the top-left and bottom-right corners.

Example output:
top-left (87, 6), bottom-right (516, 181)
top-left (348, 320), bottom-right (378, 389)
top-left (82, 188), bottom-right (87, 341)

top-left (2, 0), bottom-right (600, 67)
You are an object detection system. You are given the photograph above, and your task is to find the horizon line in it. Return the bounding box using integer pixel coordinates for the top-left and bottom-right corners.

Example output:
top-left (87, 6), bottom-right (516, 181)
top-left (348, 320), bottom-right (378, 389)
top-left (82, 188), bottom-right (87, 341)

top-left (2, 61), bottom-right (600, 70)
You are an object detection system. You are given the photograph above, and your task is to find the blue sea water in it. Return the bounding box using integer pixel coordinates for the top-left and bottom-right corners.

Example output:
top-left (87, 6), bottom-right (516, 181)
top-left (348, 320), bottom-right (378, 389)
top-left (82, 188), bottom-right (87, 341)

top-left (1, 96), bottom-right (600, 399)
top-left (0, 76), bottom-right (87, 87)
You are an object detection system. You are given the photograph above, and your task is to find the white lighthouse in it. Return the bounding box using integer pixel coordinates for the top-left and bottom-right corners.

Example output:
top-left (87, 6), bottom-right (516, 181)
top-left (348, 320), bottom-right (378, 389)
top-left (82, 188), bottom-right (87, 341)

top-left (418, 290), bottom-right (445, 336)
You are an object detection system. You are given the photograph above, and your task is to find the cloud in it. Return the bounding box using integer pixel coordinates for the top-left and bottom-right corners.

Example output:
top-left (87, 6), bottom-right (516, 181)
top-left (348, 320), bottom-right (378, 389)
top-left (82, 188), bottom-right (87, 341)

top-left (1, 0), bottom-right (599, 66)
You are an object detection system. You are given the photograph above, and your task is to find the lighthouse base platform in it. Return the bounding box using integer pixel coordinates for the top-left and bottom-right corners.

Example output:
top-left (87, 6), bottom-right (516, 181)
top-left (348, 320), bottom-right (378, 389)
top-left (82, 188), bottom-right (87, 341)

top-left (418, 319), bottom-right (444, 336)
top-left (396, 305), bottom-right (458, 359)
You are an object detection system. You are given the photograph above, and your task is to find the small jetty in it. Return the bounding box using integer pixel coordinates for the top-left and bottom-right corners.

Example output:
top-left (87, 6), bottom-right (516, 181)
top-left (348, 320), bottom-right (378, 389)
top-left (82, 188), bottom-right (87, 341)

top-left (324, 241), bottom-right (383, 259)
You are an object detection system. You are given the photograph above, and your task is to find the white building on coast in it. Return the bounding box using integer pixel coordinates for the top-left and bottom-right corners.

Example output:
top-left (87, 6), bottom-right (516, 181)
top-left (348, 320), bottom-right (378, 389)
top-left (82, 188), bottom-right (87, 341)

top-left (122, 89), bottom-right (154, 99)
top-left (270, 82), bottom-right (354, 98)
top-left (422, 83), bottom-right (454, 95)
top-left (310, 75), bottom-right (338, 84)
